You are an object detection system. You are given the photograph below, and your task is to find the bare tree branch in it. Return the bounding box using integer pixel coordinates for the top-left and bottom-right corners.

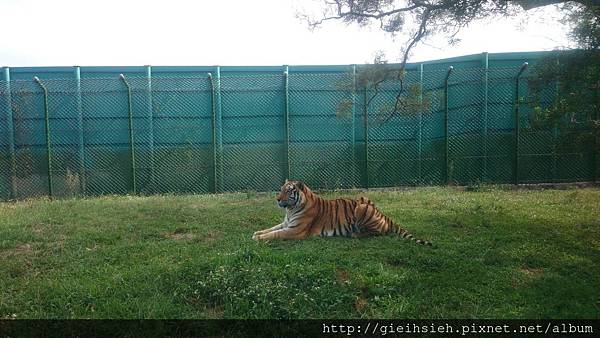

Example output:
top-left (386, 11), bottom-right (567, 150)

top-left (304, 0), bottom-right (595, 123)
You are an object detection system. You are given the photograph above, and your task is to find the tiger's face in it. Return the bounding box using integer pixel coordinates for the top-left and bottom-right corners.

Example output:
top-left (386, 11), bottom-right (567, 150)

top-left (277, 180), bottom-right (304, 208)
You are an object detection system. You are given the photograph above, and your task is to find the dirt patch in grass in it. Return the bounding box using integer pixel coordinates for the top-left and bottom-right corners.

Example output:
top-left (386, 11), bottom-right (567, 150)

top-left (200, 231), bottom-right (220, 242)
top-left (2, 243), bottom-right (34, 258)
top-left (15, 243), bottom-right (32, 252)
top-left (164, 232), bottom-right (196, 241)
top-left (520, 266), bottom-right (544, 276)
top-left (511, 266), bottom-right (545, 289)
top-left (32, 226), bottom-right (45, 235)
top-left (164, 230), bottom-right (221, 242)
top-left (336, 268), bottom-right (350, 284)
top-left (184, 296), bottom-right (224, 318)
top-left (85, 244), bottom-right (99, 252)
top-left (355, 296), bottom-right (368, 312)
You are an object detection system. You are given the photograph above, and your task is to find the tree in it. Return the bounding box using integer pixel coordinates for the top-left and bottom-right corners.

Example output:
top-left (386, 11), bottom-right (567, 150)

top-left (303, 0), bottom-right (596, 64)
top-left (524, 3), bottom-right (599, 161)
top-left (526, 50), bottom-right (600, 163)
top-left (302, 0), bottom-right (598, 123)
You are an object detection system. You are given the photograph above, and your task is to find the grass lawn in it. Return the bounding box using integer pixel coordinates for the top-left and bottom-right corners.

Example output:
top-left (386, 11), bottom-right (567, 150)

top-left (1, 186), bottom-right (599, 319)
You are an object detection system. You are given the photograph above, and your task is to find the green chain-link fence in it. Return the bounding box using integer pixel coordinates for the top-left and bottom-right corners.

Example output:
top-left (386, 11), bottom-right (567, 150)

top-left (1, 58), bottom-right (598, 200)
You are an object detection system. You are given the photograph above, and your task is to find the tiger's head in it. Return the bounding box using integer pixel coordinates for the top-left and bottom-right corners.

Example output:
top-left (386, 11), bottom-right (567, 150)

top-left (277, 179), bottom-right (306, 209)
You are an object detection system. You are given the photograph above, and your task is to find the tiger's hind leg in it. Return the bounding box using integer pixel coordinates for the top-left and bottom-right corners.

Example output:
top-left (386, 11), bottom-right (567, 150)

top-left (353, 203), bottom-right (390, 236)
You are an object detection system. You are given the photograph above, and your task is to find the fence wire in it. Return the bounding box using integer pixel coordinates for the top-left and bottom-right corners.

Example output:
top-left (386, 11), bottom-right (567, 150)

top-left (0, 65), bottom-right (597, 200)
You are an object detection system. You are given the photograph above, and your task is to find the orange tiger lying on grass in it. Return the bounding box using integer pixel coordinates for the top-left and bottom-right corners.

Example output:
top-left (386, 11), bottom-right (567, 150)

top-left (252, 180), bottom-right (432, 245)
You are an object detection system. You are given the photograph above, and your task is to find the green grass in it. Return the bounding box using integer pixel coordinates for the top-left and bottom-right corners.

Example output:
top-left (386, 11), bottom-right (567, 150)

top-left (1, 186), bottom-right (599, 319)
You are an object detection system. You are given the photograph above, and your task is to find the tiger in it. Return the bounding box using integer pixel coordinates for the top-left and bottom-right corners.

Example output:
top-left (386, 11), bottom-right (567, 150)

top-left (252, 179), bottom-right (432, 245)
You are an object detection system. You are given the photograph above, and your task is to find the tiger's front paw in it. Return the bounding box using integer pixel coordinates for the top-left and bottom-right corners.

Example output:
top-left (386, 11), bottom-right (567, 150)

top-left (252, 232), bottom-right (261, 241)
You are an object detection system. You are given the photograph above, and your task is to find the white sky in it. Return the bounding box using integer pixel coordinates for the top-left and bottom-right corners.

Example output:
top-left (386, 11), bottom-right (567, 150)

top-left (0, 0), bottom-right (574, 67)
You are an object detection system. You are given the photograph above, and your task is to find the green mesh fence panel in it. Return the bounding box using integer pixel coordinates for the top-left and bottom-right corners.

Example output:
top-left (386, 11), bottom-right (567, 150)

top-left (519, 69), bottom-right (594, 184)
top-left (289, 72), bottom-right (356, 189)
top-left (368, 71), bottom-right (420, 187)
top-left (9, 80), bottom-right (49, 198)
top-left (419, 69), bottom-right (447, 186)
top-left (518, 67), bottom-right (552, 184)
top-left (0, 81), bottom-right (12, 199)
top-left (127, 76), bottom-right (214, 194)
top-left (41, 79), bottom-right (82, 197)
top-left (220, 74), bottom-right (286, 192)
top-left (447, 68), bottom-right (486, 184)
top-left (81, 78), bottom-right (132, 196)
top-left (0, 59), bottom-right (597, 200)
top-left (486, 68), bottom-right (517, 183)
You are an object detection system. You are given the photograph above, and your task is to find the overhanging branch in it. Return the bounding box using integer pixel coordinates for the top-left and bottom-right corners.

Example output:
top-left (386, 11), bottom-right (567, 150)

top-left (307, 0), bottom-right (590, 124)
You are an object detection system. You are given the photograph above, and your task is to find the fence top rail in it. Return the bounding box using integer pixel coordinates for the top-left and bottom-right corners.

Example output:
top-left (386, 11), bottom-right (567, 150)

top-left (0, 66), bottom-right (534, 92)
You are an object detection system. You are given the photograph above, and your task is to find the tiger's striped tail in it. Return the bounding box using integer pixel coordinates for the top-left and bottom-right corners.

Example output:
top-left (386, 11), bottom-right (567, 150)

top-left (391, 222), bottom-right (432, 246)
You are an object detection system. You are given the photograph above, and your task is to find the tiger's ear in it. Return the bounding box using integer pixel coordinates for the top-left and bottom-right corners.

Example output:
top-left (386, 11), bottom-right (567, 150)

top-left (285, 179), bottom-right (290, 183)
top-left (296, 181), bottom-right (305, 191)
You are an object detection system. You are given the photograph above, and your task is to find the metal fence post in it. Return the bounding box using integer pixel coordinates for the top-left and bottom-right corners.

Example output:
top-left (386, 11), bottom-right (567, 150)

top-left (593, 104), bottom-right (598, 183)
top-left (215, 66), bottom-right (223, 192)
top-left (283, 66), bottom-right (290, 180)
top-left (146, 65), bottom-right (155, 192)
top-left (482, 52), bottom-right (489, 182)
top-left (418, 63), bottom-right (424, 185)
top-left (363, 86), bottom-right (369, 188)
top-left (552, 59), bottom-right (560, 183)
top-left (593, 81), bottom-right (598, 182)
top-left (552, 120), bottom-right (558, 183)
top-left (3, 68), bottom-right (17, 199)
top-left (119, 74), bottom-right (137, 194)
top-left (514, 62), bottom-right (528, 185)
top-left (351, 64), bottom-right (357, 187)
top-left (74, 66), bottom-right (86, 194)
top-left (208, 73), bottom-right (218, 193)
top-left (444, 66), bottom-right (453, 185)
top-left (33, 77), bottom-right (53, 198)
